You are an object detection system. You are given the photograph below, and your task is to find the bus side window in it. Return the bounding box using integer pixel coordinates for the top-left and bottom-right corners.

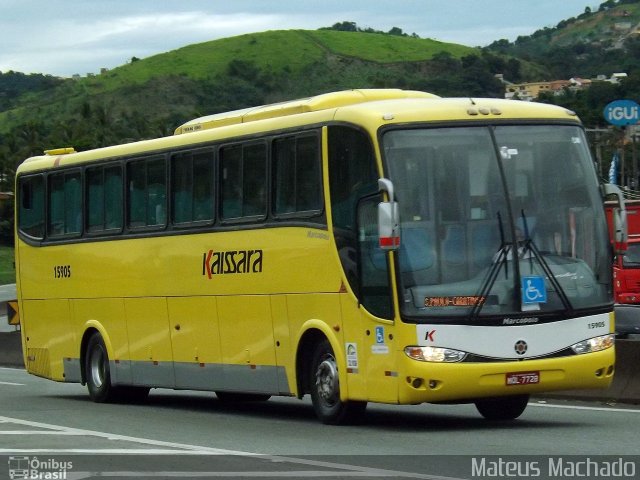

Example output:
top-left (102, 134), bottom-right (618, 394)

top-left (171, 149), bottom-right (214, 225)
top-left (104, 166), bottom-right (123, 230)
top-left (220, 143), bottom-right (266, 220)
top-left (243, 143), bottom-right (267, 217)
top-left (87, 165), bottom-right (123, 233)
top-left (273, 134), bottom-right (322, 216)
top-left (48, 170), bottom-right (81, 237)
top-left (127, 156), bottom-right (167, 229)
top-left (221, 145), bottom-right (243, 219)
top-left (147, 159), bottom-right (166, 226)
top-left (18, 175), bottom-right (45, 239)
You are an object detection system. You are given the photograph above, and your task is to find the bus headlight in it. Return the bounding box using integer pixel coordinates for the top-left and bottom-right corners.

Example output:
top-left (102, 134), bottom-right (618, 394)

top-left (570, 334), bottom-right (615, 355)
top-left (404, 346), bottom-right (467, 363)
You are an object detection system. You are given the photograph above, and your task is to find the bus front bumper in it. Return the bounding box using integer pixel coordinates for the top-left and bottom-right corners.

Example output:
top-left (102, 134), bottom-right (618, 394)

top-left (398, 347), bottom-right (615, 404)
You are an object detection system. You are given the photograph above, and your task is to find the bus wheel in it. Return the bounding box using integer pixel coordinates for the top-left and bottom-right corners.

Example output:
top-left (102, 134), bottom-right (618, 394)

top-left (85, 332), bottom-right (117, 403)
top-left (310, 339), bottom-right (366, 425)
top-left (475, 395), bottom-right (529, 421)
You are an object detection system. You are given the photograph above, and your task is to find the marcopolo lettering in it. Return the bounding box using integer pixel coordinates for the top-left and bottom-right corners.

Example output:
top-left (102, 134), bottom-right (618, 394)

top-left (202, 249), bottom-right (263, 278)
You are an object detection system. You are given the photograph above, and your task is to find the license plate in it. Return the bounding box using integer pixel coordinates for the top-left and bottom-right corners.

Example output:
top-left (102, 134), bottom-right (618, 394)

top-left (506, 371), bottom-right (540, 386)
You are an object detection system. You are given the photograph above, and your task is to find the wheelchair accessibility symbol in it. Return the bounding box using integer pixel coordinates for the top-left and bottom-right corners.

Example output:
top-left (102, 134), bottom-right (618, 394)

top-left (521, 276), bottom-right (547, 304)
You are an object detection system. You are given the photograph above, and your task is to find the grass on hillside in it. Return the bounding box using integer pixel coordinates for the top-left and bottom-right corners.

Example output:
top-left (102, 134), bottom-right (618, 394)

top-left (83, 29), bottom-right (476, 92)
top-left (0, 246), bottom-right (15, 285)
top-left (306, 30), bottom-right (475, 62)
top-left (85, 30), bottom-right (328, 91)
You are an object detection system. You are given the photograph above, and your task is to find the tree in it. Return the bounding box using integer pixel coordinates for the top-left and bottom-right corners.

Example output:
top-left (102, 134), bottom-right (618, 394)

top-left (329, 21), bottom-right (358, 32)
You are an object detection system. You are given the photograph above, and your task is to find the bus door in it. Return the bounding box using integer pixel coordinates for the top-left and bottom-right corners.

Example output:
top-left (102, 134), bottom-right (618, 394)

top-left (356, 195), bottom-right (399, 403)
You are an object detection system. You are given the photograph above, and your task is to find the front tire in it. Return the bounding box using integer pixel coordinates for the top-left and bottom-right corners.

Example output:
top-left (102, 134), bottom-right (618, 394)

top-left (475, 394), bottom-right (529, 420)
top-left (310, 339), bottom-right (366, 424)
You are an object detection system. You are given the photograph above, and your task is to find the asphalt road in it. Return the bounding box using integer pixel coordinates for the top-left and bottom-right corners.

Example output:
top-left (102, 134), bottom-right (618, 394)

top-left (1, 367), bottom-right (639, 479)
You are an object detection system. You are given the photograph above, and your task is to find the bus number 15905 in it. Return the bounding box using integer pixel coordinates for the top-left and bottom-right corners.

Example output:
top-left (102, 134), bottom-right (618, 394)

top-left (53, 265), bottom-right (72, 278)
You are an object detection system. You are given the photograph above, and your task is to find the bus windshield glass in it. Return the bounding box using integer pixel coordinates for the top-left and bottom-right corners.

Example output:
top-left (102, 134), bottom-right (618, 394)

top-left (383, 125), bottom-right (611, 321)
top-left (622, 243), bottom-right (640, 267)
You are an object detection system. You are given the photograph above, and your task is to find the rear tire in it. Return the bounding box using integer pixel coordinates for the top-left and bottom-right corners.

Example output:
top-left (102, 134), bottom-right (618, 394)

top-left (310, 339), bottom-right (366, 425)
top-left (475, 394), bottom-right (529, 420)
top-left (85, 332), bottom-right (117, 403)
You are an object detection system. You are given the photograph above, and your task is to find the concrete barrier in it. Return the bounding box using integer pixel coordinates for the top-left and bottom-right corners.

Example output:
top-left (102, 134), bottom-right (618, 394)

top-left (0, 332), bottom-right (638, 403)
top-left (547, 339), bottom-right (640, 404)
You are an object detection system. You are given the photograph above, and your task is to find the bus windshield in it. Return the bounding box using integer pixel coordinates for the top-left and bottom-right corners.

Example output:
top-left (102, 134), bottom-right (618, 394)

top-left (622, 243), bottom-right (640, 267)
top-left (383, 124), bottom-right (612, 321)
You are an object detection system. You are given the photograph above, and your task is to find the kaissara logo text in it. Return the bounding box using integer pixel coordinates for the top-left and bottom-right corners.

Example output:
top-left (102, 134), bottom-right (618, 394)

top-left (202, 249), bottom-right (263, 279)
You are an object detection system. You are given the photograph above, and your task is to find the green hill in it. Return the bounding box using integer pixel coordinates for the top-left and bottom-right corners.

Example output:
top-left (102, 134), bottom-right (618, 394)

top-left (485, 1), bottom-right (640, 78)
top-left (0, 29), bottom-right (482, 136)
top-left (90, 29), bottom-right (475, 90)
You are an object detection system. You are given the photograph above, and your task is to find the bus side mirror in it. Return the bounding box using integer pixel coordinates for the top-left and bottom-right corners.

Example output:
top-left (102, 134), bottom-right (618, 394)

top-left (378, 178), bottom-right (400, 250)
top-left (603, 183), bottom-right (627, 254)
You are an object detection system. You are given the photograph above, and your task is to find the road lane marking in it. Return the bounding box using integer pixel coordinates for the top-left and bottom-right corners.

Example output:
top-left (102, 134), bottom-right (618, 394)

top-left (0, 415), bottom-right (249, 455)
top-left (530, 402), bottom-right (640, 413)
top-left (0, 381), bottom-right (24, 386)
top-left (0, 415), bottom-right (463, 480)
top-left (1, 431), bottom-right (89, 435)
top-left (0, 449), bottom-right (236, 454)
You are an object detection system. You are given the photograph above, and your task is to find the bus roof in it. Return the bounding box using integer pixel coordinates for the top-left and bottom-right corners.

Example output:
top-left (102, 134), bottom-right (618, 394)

top-left (17, 89), bottom-right (581, 175)
top-left (173, 89), bottom-right (439, 135)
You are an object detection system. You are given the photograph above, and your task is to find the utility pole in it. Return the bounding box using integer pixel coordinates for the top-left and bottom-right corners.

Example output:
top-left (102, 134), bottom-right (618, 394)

top-left (586, 128), bottom-right (609, 179)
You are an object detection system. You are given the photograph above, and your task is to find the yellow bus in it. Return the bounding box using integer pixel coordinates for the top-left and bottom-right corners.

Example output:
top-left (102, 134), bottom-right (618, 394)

top-left (15, 89), bottom-right (623, 424)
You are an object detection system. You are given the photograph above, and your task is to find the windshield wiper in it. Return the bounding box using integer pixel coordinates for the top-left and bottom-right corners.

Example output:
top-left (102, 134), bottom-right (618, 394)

top-left (470, 212), bottom-right (510, 319)
top-left (519, 210), bottom-right (573, 312)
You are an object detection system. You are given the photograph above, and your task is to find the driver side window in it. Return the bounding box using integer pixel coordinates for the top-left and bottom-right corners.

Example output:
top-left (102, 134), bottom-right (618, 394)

top-left (328, 125), bottom-right (393, 319)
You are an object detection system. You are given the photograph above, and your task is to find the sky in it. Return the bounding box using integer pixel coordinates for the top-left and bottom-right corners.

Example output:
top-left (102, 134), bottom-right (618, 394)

top-left (0, 0), bottom-right (599, 78)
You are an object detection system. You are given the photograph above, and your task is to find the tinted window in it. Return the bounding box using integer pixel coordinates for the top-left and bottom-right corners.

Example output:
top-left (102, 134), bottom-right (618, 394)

top-left (87, 165), bottom-right (123, 233)
top-left (48, 171), bottom-right (81, 237)
top-left (128, 157), bottom-right (166, 229)
top-left (329, 126), bottom-right (378, 230)
top-left (18, 175), bottom-right (44, 239)
top-left (220, 143), bottom-right (267, 220)
top-left (273, 134), bottom-right (322, 215)
top-left (171, 150), bottom-right (214, 224)
top-left (328, 125), bottom-right (392, 318)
